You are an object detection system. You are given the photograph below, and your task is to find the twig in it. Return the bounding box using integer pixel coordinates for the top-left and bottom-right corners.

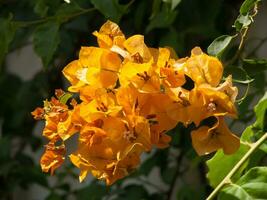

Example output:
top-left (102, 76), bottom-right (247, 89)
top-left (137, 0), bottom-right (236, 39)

top-left (226, 3), bottom-right (259, 65)
top-left (14, 7), bottom-right (96, 28)
top-left (227, 27), bottom-right (249, 65)
top-left (206, 132), bottom-right (267, 200)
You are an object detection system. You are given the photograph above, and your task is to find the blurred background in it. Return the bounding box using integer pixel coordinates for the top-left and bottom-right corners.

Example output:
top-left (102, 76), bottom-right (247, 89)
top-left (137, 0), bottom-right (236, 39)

top-left (0, 0), bottom-right (266, 199)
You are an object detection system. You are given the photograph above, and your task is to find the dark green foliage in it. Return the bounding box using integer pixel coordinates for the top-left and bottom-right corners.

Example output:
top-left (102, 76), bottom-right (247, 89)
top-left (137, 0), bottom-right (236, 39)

top-left (207, 35), bottom-right (235, 57)
top-left (0, 17), bottom-right (17, 67)
top-left (33, 21), bottom-right (61, 67)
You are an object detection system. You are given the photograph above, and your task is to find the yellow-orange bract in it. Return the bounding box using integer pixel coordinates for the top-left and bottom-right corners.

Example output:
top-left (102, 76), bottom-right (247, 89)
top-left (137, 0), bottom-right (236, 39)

top-left (32, 20), bottom-right (240, 185)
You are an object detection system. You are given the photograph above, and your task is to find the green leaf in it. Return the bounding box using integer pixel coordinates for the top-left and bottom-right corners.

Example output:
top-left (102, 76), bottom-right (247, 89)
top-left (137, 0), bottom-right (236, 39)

top-left (234, 14), bottom-right (252, 31)
top-left (242, 58), bottom-right (267, 77)
top-left (59, 92), bottom-right (72, 104)
top-left (241, 126), bottom-right (254, 142)
top-left (207, 35), bottom-right (235, 57)
top-left (90, 0), bottom-right (128, 22)
top-left (150, 0), bottom-right (161, 19)
top-left (163, 0), bottom-right (182, 10)
top-left (241, 92), bottom-right (267, 153)
top-left (33, 21), bottom-right (61, 68)
top-left (56, 2), bottom-right (84, 21)
top-left (206, 144), bottom-right (250, 188)
top-left (34, 0), bottom-right (49, 17)
top-left (171, 0), bottom-right (182, 10)
top-left (219, 167), bottom-right (267, 199)
top-left (0, 17), bottom-right (17, 67)
top-left (240, 0), bottom-right (259, 15)
top-left (253, 92), bottom-right (267, 131)
top-left (218, 184), bottom-right (252, 200)
top-left (159, 28), bottom-right (181, 53)
top-left (146, 5), bottom-right (177, 33)
top-left (224, 66), bottom-right (253, 84)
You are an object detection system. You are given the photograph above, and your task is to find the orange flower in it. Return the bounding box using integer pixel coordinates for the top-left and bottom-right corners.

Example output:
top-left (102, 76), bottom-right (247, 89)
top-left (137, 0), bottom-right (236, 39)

top-left (168, 87), bottom-right (237, 126)
top-left (157, 48), bottom-right (185, 88)
top-left (116, 84), bottom-right (149, 115)
top-left (122, 115), bottom-right (152, 152)
top-left (215, 75), bottom-right (238, 103)
top-left (184, 47), bottom-right (223, 87)
top-left (31, 107), bottom-right (45, 120)
top-left (119, 59), bottom-right (161, 93)
top-left (40, 139), bottom-right (66, 175)
top-left (79, 88), bottom-right (122, 122)
top-left (191, 117), bottom-right (240, 155)
top-left (123, 35), bottom-right (152, 63)
top-left (57, 110), bottom-right (80, 141)
top-left (63, 47), bottom-right (121, 92)
top-left (33, 20), bottom-right (240, 186)
top-left (93, 20), bottom-right (125, 49)
top-left (62, 60), bottom-right (85, 92)
top-left (33, 97), bottom-right (70, 140)
top-left (69, 115), bottom-right (146, 184)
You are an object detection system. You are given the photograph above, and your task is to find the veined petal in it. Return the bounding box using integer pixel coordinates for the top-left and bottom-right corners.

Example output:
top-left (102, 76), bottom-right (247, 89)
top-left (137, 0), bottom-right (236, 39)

top-left (191, 117), bottom-right (240, 155)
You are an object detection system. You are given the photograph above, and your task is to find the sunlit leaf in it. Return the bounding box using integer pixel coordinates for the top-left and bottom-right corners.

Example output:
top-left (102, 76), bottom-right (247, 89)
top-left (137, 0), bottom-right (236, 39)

top-left (207, 35), bottom-right (235, 57)
top-left (254, 92), bottom-right (267, 131)
top-left (234, 14), bottom-right (252, 31)
top-left (163, 0), bottom-right (182, 10)
top-left (59, 92), bottom-right (72, 104)
top-left (240, 0), bottom-right (260, 15)
top-left (218, 167), bottom-right (267, 199)
top-left (206, 144), bottom-right (250, 188)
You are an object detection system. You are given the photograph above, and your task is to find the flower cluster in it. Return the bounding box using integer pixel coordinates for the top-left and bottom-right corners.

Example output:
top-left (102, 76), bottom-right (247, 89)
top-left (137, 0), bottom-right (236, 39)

top-left (32, 21), bottom-right (240, 185)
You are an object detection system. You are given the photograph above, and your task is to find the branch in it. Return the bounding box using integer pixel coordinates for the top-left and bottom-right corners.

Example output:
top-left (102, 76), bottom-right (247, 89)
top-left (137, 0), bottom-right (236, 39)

top-left (206, 132), bottom-right (267, 200)
top-left (226, 3), bottom-right (259, 65)
top-left (14, 7), bottom-right (96, 28)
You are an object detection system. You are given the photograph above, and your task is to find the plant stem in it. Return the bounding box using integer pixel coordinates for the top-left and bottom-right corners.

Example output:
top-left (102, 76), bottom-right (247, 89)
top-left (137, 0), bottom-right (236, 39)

top-left (227, 27), bottom-right (248, 65)
top-left (226, 3), bottom-right (259, 66)
top-left (15, 7), bottom-right (96, 28)
top-left (206, 132), bottom-right (267, 200)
